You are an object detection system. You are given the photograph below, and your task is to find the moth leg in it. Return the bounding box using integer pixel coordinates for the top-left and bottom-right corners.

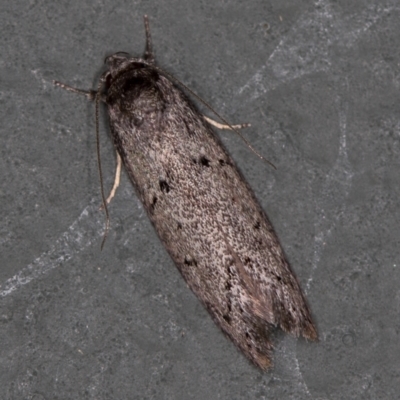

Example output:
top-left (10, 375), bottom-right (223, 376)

top-left (203, 115), bottom-right (251, 130)
top-left (105, 151), bottom-right (122, 205)
top-left (53, 81), bottom-right (107, 102)
top-left (204, 115), bottom-right (276, 168)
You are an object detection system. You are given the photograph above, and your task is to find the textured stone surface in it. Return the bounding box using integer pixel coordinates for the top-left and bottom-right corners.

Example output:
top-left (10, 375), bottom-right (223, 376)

top-left (1, 1), bottom-right (399, 399)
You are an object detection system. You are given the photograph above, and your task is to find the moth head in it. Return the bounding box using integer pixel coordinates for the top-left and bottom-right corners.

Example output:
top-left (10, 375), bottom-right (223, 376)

top-left (104, 52), bottom-right (129, 75)
top-left (104, 53), bottom-right (151, 79)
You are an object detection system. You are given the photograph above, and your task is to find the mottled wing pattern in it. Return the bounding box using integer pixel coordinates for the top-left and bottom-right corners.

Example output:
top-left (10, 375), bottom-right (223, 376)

top-left (107, 70), bottom-right (316, 369)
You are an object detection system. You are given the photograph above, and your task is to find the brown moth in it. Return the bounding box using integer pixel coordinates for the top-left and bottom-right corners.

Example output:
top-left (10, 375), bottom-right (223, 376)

top-left (55, 16), bottom-right (317, 370)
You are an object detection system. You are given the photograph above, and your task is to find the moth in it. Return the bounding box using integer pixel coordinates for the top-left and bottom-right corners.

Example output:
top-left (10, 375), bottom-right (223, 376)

top-left (55, 16), bottom-right (317, 370)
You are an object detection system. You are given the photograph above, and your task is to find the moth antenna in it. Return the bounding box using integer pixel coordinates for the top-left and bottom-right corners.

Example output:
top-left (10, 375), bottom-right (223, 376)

top-left (143, 15), bottom-right (155, 63)
top-left (95, 76), bottom-right (111, 250)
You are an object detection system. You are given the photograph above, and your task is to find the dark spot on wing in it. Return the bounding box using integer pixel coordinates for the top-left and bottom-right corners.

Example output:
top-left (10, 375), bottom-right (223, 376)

top-left (223, 314), bottom-right (231, 324)
top-left (150, 195), bottom-right (158, 213)
top-left (200, 156), bottom-right (210, 167)
top-left (184, 256), bottom-right (198, 267)
top-left (159, 179), bottom-right (170, 193)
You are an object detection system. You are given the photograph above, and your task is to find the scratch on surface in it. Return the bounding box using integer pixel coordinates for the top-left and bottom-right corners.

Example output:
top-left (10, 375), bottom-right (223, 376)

top-left (237, 1), bottom-right (395, 104)
top-left (279, 336), bottom-right (312, 397)
top-left (31, 69), bottom-right (53, 91)
top-left (293, 354), bottom-right (311, 396)
top-left (306, 94), bottom-right (354, 292)
top-left (0, 202), bottom-right (104, 298)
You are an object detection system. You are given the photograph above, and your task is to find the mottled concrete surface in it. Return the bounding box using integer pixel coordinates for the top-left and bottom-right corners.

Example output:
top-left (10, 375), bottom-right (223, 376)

top-left (1, 1), bottom-right (400, 399)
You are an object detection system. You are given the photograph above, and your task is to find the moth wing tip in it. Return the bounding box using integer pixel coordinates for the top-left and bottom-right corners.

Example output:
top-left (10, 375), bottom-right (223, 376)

top-left (254, 354), bottom-right (273, 371)
top-left (304, 323), bottom-right (318, 341)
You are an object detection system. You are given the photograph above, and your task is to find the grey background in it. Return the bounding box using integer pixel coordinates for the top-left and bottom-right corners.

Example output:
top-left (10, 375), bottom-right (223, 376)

top-left (1, 0), bottom-right (400, 399)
